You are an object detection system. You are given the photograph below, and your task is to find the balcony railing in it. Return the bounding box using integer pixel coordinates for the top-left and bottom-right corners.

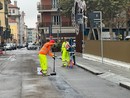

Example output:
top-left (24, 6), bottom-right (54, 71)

top-left (37, 4), bottom-right (58, 10)
top-left (39, 22), bottom-right (51, 27)
top-left (38, 22), bottom-right (72, 27)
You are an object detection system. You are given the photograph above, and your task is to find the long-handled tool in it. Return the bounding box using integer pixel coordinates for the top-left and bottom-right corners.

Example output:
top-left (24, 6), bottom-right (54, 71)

top-left (50, 50), bottom-right (56, 76)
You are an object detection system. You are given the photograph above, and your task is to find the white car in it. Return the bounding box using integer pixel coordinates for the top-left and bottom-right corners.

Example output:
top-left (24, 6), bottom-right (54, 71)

top-left (125, 35), bottom-right (130, 40)
top-left (4, 43), bottom-right (12, 50)
top-left (27, 43), bottom-right (37, 50)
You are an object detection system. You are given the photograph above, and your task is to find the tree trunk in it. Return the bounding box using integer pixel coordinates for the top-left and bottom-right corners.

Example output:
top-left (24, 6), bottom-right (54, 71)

top-left (109, 17), bottom-right (114, 40)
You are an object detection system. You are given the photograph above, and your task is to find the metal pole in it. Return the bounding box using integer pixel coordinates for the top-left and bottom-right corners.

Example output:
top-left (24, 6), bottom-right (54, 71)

top-left (100, 11), bottom-right (103, 63)
top-left (93, 11), bottom-right (103, 63)
top-left (82, 13), bottom-right (84, 54)
top-left (59, 8), bottom-right (61, 40)
top-left (4, 0), bottom-right (8, 54)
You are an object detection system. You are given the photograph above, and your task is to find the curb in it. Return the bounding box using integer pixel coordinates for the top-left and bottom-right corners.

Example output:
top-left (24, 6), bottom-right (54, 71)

top-left (76, 62), bottom-right (103, 75)
top-left (119, 82), bottom-right (130, 90)
top-left (76, 62), bottom-right (130, 90)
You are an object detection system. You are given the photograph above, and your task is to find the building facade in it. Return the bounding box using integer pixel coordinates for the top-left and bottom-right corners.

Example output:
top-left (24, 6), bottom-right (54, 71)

top-left (37, 0), bottom-right (75, 44)
top-left (0, 0), bottom-right (11, 46)
top-left (19, 11), bottom-right (26, 45)
top-left (8, 1), bottom-right (20, 44)
top-left (27, 28), bottom-right (37, 44)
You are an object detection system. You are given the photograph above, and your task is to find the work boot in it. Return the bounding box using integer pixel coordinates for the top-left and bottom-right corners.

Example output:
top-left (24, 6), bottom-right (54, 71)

top-left (40, 70), bottom-right (47, 76)
top-left (62, 64), bottom-right (66, 67)
top-left (42, 70), bottom-right (47, 76)
top-left (40, 70), bottom-right (43, 74)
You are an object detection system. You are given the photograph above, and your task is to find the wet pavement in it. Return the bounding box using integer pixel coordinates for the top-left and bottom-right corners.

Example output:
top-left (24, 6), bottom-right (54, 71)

top-left (0, 49), bottom-right (130, 98)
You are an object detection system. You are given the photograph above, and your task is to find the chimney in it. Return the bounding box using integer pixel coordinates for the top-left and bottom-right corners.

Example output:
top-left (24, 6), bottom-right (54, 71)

top-left (14, 1), bottom-right (17, 6)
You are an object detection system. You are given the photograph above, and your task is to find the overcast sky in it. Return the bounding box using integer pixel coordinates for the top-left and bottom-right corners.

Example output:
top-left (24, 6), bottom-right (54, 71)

top-left (11, 0), bottom-right (39, 28)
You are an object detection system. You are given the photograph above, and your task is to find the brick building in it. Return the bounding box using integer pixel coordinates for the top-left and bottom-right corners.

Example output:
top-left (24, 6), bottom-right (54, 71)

top-left (37, 0), bottom-right (75, 42)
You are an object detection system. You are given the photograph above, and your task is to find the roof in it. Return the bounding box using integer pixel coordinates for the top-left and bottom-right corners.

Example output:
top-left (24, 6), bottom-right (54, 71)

top-left (8, 4), bottom-right (19, 9)
top-left (8, 18), bottom-right (17, 23)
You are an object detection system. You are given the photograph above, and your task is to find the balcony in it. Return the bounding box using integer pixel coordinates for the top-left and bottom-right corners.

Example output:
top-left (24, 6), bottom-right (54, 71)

top-left (38, 22), bottom-right (72, 27)
top-left (38, 22), bottom-right (51, 27)
top-left (37, 4), bottom-right (58, 12)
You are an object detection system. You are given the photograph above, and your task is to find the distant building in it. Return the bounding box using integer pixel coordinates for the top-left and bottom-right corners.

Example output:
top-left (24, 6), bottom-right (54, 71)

top-left (23, 25), bottom-right (28, 43)
top-left (19, 11), bottom-right (26, 45)
top-left (8, 1), bottom-right (20, 44)
top-left (27, 28), bottom-right (37, 43)
top-left (8, 1), bottom-right (27, 46)
top-left (0, 0), bottom-right (11, 46)
top-left (37, 0), bottom-right (75, 43)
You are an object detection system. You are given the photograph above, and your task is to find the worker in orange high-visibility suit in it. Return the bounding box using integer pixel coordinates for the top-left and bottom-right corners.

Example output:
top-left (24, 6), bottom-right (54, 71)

top-left (38, 40), bottom-right (55, 75)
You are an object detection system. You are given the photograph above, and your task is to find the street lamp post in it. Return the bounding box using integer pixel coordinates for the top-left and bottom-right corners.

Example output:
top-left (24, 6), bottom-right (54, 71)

top-left (82, 15), bottom-right (87, 54)
top-left (57, 7), bottom-right (61, 40)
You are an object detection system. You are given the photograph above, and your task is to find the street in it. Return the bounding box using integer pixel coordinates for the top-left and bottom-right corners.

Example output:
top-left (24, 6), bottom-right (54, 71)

top-left (0, 48), bottom-right (130, 98)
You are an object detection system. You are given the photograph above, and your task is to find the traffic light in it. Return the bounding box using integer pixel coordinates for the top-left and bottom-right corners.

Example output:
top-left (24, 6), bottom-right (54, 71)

top-left (2, 28), bottom-right (11, 39)
top-left (0, 2), bottom-right (3, 10)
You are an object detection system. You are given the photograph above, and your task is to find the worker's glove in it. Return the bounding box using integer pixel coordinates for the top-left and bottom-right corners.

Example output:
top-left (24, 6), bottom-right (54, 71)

top-left (52, 56), bottom-right (55, 60)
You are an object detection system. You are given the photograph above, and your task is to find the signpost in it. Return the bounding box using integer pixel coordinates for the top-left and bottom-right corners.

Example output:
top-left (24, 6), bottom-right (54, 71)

top-left (93, 11), bottom-right (103, 63)
top-left (88, 11), bottom-right (103, 63)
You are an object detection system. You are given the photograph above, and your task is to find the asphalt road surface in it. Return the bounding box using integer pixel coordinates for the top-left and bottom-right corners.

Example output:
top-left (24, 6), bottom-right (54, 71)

top-left (0, 48), bottom-right (130, 98)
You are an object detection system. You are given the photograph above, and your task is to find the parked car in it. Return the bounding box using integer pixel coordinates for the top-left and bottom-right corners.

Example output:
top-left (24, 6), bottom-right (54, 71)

top-left (10, 43), bottom-right (17, 50)
top-left (27, 43), bottom-right (37, 50)
top-left (125, 35), bottom-right (130, 40)
top-left (17, 44), bottom-right (23, 49)
top-left (3, 43), bottom-right (12, 50)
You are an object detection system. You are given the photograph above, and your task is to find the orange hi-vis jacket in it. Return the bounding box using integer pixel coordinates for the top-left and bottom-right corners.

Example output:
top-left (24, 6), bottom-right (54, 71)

top-left (39, 42), bottom-right (54, 57)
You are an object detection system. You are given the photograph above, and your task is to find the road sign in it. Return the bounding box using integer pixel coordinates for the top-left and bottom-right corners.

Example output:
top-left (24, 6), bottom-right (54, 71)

top-left (88, 12), bottom-right (101, 27)
top-left (75, 13), bottom-right (83, 24)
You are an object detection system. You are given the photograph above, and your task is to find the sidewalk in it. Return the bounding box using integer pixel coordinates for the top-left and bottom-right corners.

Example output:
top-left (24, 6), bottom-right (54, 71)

top-left (75, 53), bottom-right (130, 90)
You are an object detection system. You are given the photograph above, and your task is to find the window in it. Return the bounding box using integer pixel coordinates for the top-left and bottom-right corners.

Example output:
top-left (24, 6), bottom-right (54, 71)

top-left (52, 15), bottom-right (60, 25)
top-left (9, 10), bottom-right (11, 14)
top-left (28, 32), bottom-right (32, 34)
top-left (12, 9), bottom-right (15, 13)
top-left (52, 0), bottom-right (58, 8)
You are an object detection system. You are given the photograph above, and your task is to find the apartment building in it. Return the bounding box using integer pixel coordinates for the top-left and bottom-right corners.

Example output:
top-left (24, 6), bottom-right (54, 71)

top-left (37, 0), bottom-right (75, 42)
top-left (0, 0), bottom-right (11, 46)
top-left (8, 1), bottom-right (20, 44)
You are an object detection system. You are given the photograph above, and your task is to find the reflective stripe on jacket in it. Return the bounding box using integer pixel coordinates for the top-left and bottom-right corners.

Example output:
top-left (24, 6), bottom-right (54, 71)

top-left (39, 42), bottom-right (54, 57)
